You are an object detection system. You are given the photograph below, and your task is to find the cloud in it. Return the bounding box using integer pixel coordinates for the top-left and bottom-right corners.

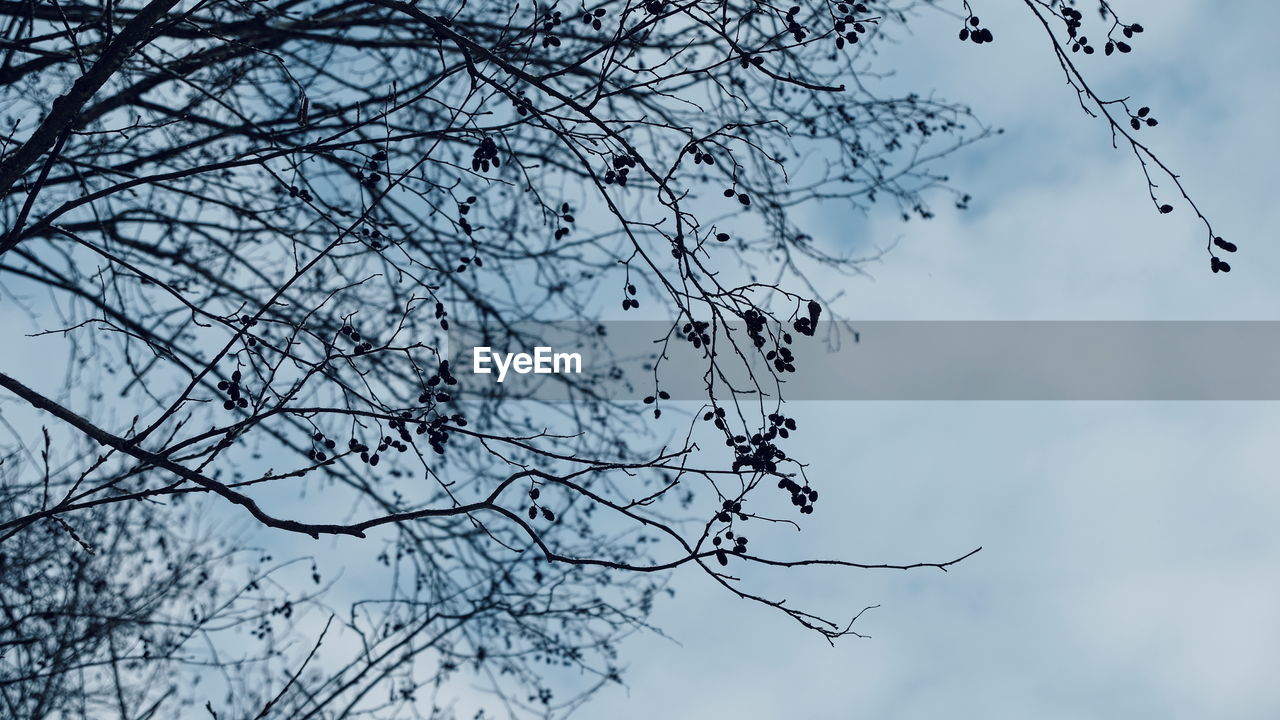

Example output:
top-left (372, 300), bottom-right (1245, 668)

top-left (589, 3), bottom-right (1280, 718)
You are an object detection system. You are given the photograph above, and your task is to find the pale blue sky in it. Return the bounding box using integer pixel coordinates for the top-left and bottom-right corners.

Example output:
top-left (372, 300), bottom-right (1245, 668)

top-left (2, 3), bottom-right (1276, 718)
top-left (587, 2), bottom-right (1280, 718)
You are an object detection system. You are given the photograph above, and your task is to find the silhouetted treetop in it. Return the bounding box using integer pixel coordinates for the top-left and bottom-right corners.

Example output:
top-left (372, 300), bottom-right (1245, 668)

top-left (0, 1), bottom-right (1229, 717)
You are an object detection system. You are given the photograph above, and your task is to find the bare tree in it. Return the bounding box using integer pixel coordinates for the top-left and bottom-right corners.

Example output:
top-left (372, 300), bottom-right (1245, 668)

top-left (0, 0), bottom-right (1228, 717)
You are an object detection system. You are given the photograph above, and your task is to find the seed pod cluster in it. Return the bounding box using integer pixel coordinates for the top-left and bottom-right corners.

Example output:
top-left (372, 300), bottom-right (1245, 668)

top-left (958, 14), bottom-right (993, 45)
top-left (216, 369), bottom-right (249, 411)
top-left (832, 2), bottom-right (872, 50)
top-left (526, 484), bottom-right (556, 521)
top-left (681, 319), bottom-right (712, 349)
top-left (471, 137), bottom-right (499, 172)
top-left (778, 477), bottom-right (818, 514)
top-left (603, 154), bottom-right (636, 185)
top-left (339, 323), bottom-right (374, 355)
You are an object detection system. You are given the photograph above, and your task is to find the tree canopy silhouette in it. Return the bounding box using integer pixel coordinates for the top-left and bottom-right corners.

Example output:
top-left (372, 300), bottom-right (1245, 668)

top-left (0, 0), bottom-right (1227, 717)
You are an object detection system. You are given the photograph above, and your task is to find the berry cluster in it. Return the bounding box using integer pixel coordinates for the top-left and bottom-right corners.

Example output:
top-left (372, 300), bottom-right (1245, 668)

top-left (832, 3), bottom-right (872, 50)
top-left (1107, 20), bottom-right (1144, 55)
top-left (743, 309), bottom-right (768, 348)
top-left (711, 528), bottom-right (748, 557)
top-left (358, 225), bottom-right (389, 251)
top-left (714, 498), bottom-right (745, 524)
top-left (621, 281), bottom-right (639, 310)
top-left (710, 514), bottom-right (748, 566)
top-left (1061, 4), bottom-right (1145, 56)
top-left (457, 195), bottom-right (476, 236)
top-left (471, 137), bottom-right (499, 172)
top-left (339, 323), bottom-right (374, 355)
top-left (713, 531), bottom-right (748, 555)
top-left (357, 150), bottom-right (385, 189)
top-left (553, 202), bottom-right (575, 241)
top-left (722, 187), bottom-right (750, 206)
top-left (286, 184), bottom-right (313, 202)
top-left (731, 435), bottom-right (785, 474)
top-left (539, 10), bottom-right (563, 47)
top-left (1061, 4), bottom-right (1085, 36)
top-left (681, 319), bottom-right (712, 349)
top-left (1127, 105), bottom-right (1158, 131)
top-left (418, 360), bottom-right (458, 400)
top-left (767, 412), bottom-right (798, 440)
top-left (778, 476), bottom-right (818, 514)
top-left (526, 485), bottom-right (556, 521)
top-left (1070, 34), bottom-right (1096, 54)
top-left (641, 390), bottom-right (670, 418)
top-left (765, 345), bottom-right (796, 374)
top-left (251, 616), bottom-right (275, 640)
top-left (238, 314), bottom-right (260, 348)
top-left (217, 369), bottom-right (249, 410)
top-left (579, 7), bottom-right (605, 30)
top-left (726, 416), bottom-right (792, 459)
top-left (1105, 38), bottom-right (1132, 56)
top-left (1210, 234), bottom-right (1237, 274)
top-left (783, 5), bottom-right (808, 43)
top-left (356, 432), bottom-right (403, 466)
top-left (384, 418), bottom-right (413, 451)
top-left (416, 414), bottom-right (463, 455)
top-left (345, 436), bottom-right (376, 465)
top-left (959, 14), bottom-right (994, 45)
top-left (433, 301), bottom-right (449, 331)
top-left (683, 142), bottom-right (715, 166)
top-left (512, 89), bottom-right (534, 117)
top-left (308, 430), bottom-right (336, 462)
top-left (793, 299), bottom-right (821, 336)
top-left (603, 154), bottom-right (636, 185)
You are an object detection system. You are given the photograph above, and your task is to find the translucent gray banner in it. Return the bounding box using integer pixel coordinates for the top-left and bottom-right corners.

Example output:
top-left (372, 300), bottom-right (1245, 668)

top-left (445, 321), bottom-right (1280, 401)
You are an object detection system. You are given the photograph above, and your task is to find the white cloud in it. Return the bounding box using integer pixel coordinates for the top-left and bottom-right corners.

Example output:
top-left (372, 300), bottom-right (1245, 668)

top-left (590, 2), bottom-right (1280, 718)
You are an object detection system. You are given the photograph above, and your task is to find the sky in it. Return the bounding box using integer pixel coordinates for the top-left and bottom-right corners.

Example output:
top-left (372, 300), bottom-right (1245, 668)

top-left (584, 2), bottom-right (1280, 718)
top-left (2, 2), bottom-right (1277, 718)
